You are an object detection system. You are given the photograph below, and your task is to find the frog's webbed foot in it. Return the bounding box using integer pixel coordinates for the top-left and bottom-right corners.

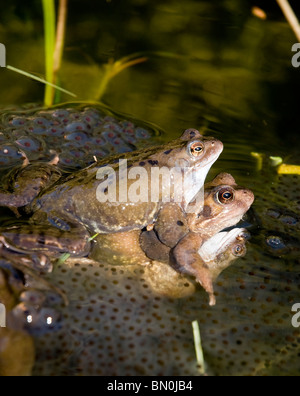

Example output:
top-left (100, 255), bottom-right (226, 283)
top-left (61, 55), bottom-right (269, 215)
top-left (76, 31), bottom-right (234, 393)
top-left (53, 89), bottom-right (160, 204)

top-left (155, 204), bottom-right (189, 248)
top-left (170, 232), bottom-right (217, 306)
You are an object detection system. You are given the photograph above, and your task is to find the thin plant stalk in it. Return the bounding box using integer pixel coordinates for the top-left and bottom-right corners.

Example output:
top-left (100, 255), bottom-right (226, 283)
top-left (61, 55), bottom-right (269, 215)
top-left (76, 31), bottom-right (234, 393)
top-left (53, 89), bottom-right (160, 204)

top-left (96, 55), bottom-right (148, 101)
top-left (42, 0), bottom-right (56, 106)
top-left (276, 0), bottom-right (300, 42)
top-left (52, 0), bottom-right (68, 101)
top-left (192, 320), bottom-right (206, 375)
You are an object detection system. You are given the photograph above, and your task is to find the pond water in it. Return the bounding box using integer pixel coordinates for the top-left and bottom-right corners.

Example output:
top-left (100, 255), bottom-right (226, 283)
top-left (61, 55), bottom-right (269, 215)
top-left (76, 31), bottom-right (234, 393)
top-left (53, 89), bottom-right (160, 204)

top-left (0, 0), bottom-right (299, 376)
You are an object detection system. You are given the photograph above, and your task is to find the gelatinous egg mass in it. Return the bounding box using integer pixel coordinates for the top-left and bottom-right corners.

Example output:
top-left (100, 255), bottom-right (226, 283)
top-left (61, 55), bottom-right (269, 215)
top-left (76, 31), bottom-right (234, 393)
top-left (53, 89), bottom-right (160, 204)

top-left (0, 104), bottom-right (160, 170)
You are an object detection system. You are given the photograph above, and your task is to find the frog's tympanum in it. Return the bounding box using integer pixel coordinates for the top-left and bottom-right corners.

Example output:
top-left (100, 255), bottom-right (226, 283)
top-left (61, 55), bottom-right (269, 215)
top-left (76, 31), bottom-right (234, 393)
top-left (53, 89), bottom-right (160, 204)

top-left (144, 228), bottom-right (248, 301)
top-left (0, 129), bottom-right (223, 257)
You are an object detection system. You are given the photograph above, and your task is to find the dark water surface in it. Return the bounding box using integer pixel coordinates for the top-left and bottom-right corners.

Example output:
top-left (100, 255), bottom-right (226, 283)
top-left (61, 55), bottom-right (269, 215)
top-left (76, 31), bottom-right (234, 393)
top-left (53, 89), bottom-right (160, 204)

top-left (0, 0), bottom-right (300, 376)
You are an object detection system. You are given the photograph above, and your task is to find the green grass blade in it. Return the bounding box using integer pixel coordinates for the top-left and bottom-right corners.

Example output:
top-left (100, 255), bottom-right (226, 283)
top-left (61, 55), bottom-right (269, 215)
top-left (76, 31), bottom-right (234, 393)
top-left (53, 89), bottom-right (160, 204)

top-left (6, 65), bottom-right (77, 98)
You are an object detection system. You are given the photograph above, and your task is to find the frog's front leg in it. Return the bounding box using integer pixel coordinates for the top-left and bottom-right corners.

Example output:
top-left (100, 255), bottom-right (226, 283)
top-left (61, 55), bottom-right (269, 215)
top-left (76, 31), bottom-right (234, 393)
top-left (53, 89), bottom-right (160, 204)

top-left (0, 221), bottom-right (91, 258)
top-left (154, 203), bottom-right (189, 248)
top-left (170, 232), bottom-right (216, 306)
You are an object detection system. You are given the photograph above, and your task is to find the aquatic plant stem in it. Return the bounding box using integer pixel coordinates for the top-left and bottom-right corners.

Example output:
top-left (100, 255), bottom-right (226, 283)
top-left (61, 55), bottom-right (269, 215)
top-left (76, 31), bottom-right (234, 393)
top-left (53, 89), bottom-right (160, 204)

top-left (276, 0), bottom-right (300, 42)
top-left (52, 0), bottom-right (68, 98)
top-left (42, 0), bottom-right (56, 107)
top-left (96, 55), bottom-right (148, 101)
top-left (192, 320), bottom-right (206, 375)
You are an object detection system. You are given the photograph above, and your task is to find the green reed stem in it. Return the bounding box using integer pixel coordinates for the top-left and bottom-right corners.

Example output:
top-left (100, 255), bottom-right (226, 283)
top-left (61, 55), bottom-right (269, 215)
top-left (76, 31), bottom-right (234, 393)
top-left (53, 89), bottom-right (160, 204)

top-left (52, 0), bottom-right (68, 103)
top-left (42, 0), bottom-right (56, 106)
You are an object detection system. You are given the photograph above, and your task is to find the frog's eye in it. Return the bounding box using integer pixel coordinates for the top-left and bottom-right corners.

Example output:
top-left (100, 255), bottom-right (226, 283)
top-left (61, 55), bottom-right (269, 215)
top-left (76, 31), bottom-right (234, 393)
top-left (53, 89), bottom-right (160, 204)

top-left (215, 187), bottom-right (235, 204)
top-left (232, 244), bottom-right (246, 257)
top-left (188, 141), bottom-right (205, 158)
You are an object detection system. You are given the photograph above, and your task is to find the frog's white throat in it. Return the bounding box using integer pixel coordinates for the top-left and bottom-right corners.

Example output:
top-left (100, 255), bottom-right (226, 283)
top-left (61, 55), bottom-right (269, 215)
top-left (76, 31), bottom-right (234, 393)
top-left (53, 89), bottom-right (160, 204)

top-left (198, 228), bottom-right (246, 262)
top-left (182, 160), bottom-right (213, 213)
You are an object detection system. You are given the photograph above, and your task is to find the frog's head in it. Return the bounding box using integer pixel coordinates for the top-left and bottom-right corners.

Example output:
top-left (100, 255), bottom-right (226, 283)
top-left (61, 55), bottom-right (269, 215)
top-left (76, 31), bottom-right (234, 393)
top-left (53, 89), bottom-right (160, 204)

top-left (188, 173), bottom-right (254, 236)
top-left (151, 129), bottom-right (223, 208)
top-left (198, 228), bottom-right (249, 269)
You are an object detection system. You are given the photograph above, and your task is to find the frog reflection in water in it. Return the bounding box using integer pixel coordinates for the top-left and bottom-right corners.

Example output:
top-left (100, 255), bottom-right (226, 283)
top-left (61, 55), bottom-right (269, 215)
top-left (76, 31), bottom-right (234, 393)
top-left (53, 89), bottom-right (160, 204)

top-left (93, 173), bottom-right (254, 305)
top-left (0, 129), bottom-right (223, 256)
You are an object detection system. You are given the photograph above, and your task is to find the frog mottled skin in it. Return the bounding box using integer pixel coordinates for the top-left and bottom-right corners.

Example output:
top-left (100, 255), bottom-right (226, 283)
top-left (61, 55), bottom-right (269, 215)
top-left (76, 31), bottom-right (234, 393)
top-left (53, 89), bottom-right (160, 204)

top-left (0, 155), bottom-right (61, 215)
top-left (0, 129), bottom-right (223, 257)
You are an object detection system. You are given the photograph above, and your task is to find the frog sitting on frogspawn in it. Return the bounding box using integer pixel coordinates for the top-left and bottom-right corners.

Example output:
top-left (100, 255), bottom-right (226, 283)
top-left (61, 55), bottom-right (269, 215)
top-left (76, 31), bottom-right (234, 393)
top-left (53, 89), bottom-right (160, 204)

top-left (0, 129), bottom-right (223, 257)
top-left (92, 173), bottom-right (254, 305)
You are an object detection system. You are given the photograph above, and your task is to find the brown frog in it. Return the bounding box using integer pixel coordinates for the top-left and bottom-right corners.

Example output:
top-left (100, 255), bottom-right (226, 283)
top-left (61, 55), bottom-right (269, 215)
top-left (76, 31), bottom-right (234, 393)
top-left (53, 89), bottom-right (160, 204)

top-left (0, 129), bottom-right (223, 257)
top-left (92, 173), bottom-right (254, 304)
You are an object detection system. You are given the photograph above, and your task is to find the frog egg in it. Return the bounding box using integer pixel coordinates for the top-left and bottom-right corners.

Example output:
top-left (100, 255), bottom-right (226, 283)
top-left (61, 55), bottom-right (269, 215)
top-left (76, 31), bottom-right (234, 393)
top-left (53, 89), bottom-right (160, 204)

top-left (51, 109), bottom-right (70, 120)
top-left (111, 138), bottom-right (133, 153)
top-left (280, 215), bottom-right (298, 226)
top-left (65, 121), bottom-right (89, 134)
top-left (87, 135), bottom-right (107, 147)
top-left (59, 152), bottom-right (86, 168)
top-left (90, 147), bottom-right (110, 159)
top-left (120, 120), bottom-right (135, 129)
top-left (0, 144), bottom-right (22, 165)
top-left (103, 115), bottom-right (118, 123)
top-left (15, 136), bottom-right (43, 153)
top-left (266, 235), bottom-right (287, 250)
top-left (31, 117), bottom-right (51, 128)
top-left (9, 116), bottom-right (28, 128)
top-left (81, 109), bottom-right (103, 126)
top-left (45, 126), bottom-right (65, 138)
top-left (135, 127), bottom-right (151, 140)
top-left (102, 121), bottom-right (124, 134)
top-left (101, 130), bottom-right (118, 143)
top-left (64, 131), bottom-right (89, 146)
